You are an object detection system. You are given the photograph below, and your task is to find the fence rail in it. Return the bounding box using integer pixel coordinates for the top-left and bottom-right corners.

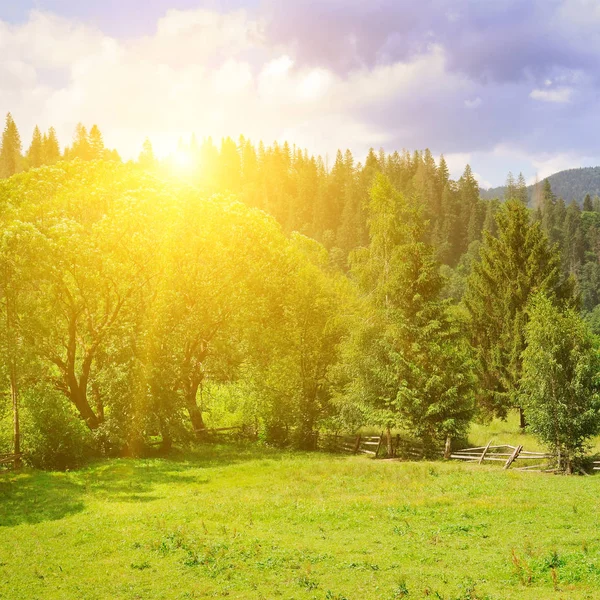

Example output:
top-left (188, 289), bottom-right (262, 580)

top-left (450, 442), bottom-right (552, 471)
top-left (316, 433), bottom-right (439, 459)
top-left (0, 453), bottom-right (21, 469)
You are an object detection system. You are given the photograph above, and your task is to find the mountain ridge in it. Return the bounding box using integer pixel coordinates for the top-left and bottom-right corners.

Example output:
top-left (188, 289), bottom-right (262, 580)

top-left (481, 166), bottom-right (600, 205)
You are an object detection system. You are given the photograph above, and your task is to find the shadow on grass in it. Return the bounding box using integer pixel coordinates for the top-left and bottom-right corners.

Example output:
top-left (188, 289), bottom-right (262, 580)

top-left (0, 471), bottom-right (85, 528)
top-left (0, 442), bottom-right (290, 528)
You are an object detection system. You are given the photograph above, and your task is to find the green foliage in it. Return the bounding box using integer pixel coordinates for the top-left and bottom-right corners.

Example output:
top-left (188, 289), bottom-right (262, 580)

top-left (464, 199), bottom-right (573, 417)
top-left (20, 385), bottom-right (93, 470)
top-left (0, 113), bottom-right (22, 178)
top-left (342, 174), bottom-right (475, 444)
top-left (521, 294), bottom-right (600, 471)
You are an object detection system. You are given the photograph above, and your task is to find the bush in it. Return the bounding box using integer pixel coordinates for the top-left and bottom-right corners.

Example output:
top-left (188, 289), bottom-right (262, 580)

top-left (21, 385), bottom-right (95, 470)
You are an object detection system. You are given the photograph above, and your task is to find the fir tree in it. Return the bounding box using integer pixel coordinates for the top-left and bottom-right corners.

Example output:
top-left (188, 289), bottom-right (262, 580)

top-left (138, 138), bottom-right (157, 169)
top-left (89, 125), bottom-right (105, 159)
top-left (43, 127), bottom-right (61, 164)
top-left (27, 125), bottom-right (43, 169)
top-left (516, 172), bottom-right (528, 204)
top-left (346, 174), bottom-right (475, 446)
top-left (0, 113), bottom-right (23, 178)
top-left (464, 199), bottom-right (574, 423)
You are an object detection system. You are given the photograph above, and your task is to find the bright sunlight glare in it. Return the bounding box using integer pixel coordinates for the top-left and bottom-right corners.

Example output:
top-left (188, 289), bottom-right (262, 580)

top-left (170, 148), bottom-right (195, 175)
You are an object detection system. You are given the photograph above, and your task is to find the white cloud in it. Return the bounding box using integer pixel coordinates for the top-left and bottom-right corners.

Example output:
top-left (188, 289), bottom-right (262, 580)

top-left (6, 8), bottom-right (445, 159)
top-left (443, 152), bottom-right (472, 179)
top-left (529, 87), bottom-right (573, 103)
top-left (464, 96), bottom-right (481, 109)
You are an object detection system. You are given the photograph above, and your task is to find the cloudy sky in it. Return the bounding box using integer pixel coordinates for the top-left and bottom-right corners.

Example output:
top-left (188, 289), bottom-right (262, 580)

top-left (2, 0), bottom-right (600, 187)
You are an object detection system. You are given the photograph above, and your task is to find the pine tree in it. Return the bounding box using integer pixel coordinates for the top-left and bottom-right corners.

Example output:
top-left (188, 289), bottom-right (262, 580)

top-left (516, 172), bottom-right (528, 204)
top-left (89, 125), bottom-right (105, 159)
top-left (71, 123), bottom-right (91, 160)
top-left (0, 113), bottom-right (23, 178)
top-left (505, 172), bottom-right (516, 201)
top-left (346, 174), bottom-right (475, 446)
top-left (27, 125), bottom-right (43, 169)
top-left (138, 138), bottom-right (157, 170)
top-left (464, 199), bottom-right (574, 422)
top-left (584, 193), bottom-right (593, 212)
top-left (43, 127), bottom-right (61, 164)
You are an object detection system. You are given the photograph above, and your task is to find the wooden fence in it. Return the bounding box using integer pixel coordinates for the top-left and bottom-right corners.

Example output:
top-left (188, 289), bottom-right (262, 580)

top-left (450, 443), bottom-right (552, 471)
top-left (316, 433), bottom-right (439, 459)
top-left (0, 453), bottom-right (21, 470)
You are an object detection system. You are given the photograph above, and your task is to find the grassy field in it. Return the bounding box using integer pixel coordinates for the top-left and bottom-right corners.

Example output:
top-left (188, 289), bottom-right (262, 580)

top-left (1, 444), bottom-right (600, 600)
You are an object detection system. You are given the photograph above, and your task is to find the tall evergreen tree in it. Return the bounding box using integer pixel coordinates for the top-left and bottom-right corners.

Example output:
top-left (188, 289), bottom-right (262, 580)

top-left (42, 127), bottom-right (61, 165)
top-left (345, 174), bottom-right (475, 446)
top-left (89, 125), bottom-right (105, 159)
top-left (0, 113), bottom-right (23, 178)
top-left (138, 138), bottom-right (157, 170)
top-left (516, 172), bottom-right (528, 204)
top-left (27, 126), bottom-right (43, 169)
top-left (464, 199), bottom-right (574, 423)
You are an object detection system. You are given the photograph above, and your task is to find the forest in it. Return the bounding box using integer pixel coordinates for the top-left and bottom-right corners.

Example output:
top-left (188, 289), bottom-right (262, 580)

top-left (1, 112), bottom-right (600, 473)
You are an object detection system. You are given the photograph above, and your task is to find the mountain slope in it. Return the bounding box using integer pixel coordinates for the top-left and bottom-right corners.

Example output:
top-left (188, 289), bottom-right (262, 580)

top-left (481, 166), bottom-right (600, 205)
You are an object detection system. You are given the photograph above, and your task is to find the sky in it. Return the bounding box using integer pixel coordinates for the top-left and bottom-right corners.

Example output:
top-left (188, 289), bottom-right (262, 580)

top-left (2, 0), bottom-right (600, 187)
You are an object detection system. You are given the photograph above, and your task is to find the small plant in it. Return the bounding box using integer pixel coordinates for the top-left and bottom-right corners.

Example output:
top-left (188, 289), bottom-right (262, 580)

top-left (511, 549), bottom-right (532, 586)
top-left (297, 575), bottom-right (319, 590)
top-left (392, 578), bottom-right (409, 597)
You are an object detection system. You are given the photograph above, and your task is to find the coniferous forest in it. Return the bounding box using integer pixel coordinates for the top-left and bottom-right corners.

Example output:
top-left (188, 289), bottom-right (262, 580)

top-left (2, 113), bottom-right (600, 473)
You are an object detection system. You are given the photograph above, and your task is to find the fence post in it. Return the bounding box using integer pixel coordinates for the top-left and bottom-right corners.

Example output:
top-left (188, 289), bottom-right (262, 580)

top-left (353, 434), bottom-right (361, 454)
top-left (374, 431), bottom-right (384, 458)
top-left (444, 436), bottom-right (452, 459)
top-left (504, 445), bottom-right (523, 470)
top-left (478, 440), bottom-right (492, 464)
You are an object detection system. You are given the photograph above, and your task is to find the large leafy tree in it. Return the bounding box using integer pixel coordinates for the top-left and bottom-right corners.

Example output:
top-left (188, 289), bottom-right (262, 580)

top-left (521, 294), bottom-right (600, 472)
top-left (464, 199), bottom-right (574, 422)
top-left (4, 162), bottom-right (169, 435)
top-left (147, 195), bottom-right (290, 440)
top-left (248, 234), bottom-right (353, 448)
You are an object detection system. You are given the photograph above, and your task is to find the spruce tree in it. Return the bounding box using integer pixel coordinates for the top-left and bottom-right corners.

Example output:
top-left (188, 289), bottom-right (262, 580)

top-left (505, 172), bottom-right (516, 200)
top-left (43, 127), bottom-right (61, 164)
top-left (346, 174), bottom-right (475, 446)
top-left (71, 123), bottom-right (91, 160)
top-left (138, 139), bottom-right (157, 170)
top-left (0, 113), bottom-right (23, 178)
top-left (584, 193), bottom-right (593, 212)
top-left (27, 125), bottom-right (43, 169)
top-left (464, 199), bottom-right (574, 422)
top-left (89, 125), bottom-right (105, 159)
top-left (516, 172), bottom-right (528, 204)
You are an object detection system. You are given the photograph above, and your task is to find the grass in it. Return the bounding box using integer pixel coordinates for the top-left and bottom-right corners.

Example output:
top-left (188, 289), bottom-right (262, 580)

top-left (1, 443), bottom-right (600, 600)
top-left (467, 410), bottom-right (600, 453)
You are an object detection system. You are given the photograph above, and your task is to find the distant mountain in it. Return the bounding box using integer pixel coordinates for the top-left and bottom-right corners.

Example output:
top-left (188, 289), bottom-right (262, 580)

top-left (480, 166), bottom-right (600, 205)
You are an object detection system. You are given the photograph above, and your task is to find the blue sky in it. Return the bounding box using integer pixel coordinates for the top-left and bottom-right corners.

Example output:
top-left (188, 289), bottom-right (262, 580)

top-left (2, 0), bottom-right (600, 187)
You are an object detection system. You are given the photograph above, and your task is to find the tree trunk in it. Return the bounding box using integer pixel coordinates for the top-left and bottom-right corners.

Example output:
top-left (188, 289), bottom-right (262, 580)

top-left (70, 388), bottom-right (101, 430)
top-left (6, 293), bottom-right (20, 468)
top-left (159, 418), bottom-right (172, 452)
top-left (519, 407), bottom-right (527, 430)
top-left (10, 366), bottom-right (20, 469)
top-left (386, 425), bottom-right (393, 457)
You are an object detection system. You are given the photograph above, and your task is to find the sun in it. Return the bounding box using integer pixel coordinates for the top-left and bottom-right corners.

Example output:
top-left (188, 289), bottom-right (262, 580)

top-left (172, 148), bottom-right (195, 173)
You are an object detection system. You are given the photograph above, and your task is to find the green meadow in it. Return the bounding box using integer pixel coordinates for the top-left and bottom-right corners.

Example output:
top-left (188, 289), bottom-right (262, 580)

top-left (2, 444), bottom-right (600, 600)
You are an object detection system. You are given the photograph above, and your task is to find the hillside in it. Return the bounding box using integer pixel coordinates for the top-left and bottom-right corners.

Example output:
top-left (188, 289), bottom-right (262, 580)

top-left (481, 166), bottom-right (600, 204)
